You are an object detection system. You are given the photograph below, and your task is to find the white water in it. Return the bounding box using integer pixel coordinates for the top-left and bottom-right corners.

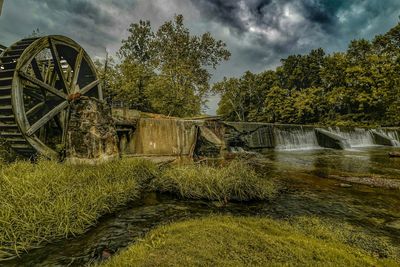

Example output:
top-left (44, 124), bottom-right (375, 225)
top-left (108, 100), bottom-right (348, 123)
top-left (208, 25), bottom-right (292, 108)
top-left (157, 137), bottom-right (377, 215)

top-left (236, 125), bottom-right (399, 151)
top-left (377, 129), bottom-right (400, 147)
top-left (274, 127), bottom-right (320, 150)
top-left (328, 127), bottom-right (376, 148)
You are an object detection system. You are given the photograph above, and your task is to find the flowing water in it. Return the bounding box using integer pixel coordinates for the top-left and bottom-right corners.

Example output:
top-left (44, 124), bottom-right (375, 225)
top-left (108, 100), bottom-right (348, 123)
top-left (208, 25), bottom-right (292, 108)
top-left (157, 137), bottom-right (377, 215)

top-left (328, 127), bottom-right (376, 148)
top-left (273, 126), bottom-right (320, 150)
top-left (378, 129), bottom-right (400, 146)
top-left (3, 147), bottom-right (400, 266)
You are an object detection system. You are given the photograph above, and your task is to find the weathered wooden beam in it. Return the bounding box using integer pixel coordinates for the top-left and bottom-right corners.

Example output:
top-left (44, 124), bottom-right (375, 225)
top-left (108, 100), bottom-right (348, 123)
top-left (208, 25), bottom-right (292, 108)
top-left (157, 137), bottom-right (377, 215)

top-left (48, 37), bottom-right (69, 93)
top-left (31, 58), bottom-right (44, 81)
top-left (81, 79), bottom-right (100, 95)
top-left (26, 101), bottom-right (45, 117)
top-left (70, 48), bottom-right (83, 92)
top-left (19, 71), bottom-right (67, 100)
top-left (26, 101), bottom-right (68, 136)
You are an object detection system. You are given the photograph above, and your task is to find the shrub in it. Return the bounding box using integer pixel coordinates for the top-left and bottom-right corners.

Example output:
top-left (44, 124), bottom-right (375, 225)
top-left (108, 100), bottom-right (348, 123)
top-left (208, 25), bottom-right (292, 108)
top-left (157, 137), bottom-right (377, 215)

top-left (152, 160), bottom-right (277, 202)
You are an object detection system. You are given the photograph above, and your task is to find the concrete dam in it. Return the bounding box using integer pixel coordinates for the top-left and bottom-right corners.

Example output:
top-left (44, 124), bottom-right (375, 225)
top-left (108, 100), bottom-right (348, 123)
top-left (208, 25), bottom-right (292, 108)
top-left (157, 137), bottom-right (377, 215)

top-left (112, 108), bottom-right (400, 158)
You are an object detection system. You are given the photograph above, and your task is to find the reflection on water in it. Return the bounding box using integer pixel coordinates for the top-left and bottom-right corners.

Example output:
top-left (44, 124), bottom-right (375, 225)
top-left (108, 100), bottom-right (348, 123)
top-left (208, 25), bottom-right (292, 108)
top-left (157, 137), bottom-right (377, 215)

top-left (4, 147), bottom-right (400, 266)
top-left (268, 146), bottom-right (400, 177)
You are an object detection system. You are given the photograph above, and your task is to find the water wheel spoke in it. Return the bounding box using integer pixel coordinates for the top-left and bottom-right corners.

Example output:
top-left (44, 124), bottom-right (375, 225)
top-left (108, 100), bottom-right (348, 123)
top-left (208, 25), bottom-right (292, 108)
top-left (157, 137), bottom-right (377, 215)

top-left (24, 88), bottom-right (45, 101)
top-left (49, 37), bottom-right (69, 93)
top-left (26, 101), bottom-right (69, 136)
top-left (31, 58), bottom-right (44, 81)
top-left (49, 66), bottom-right (58, 87)
top-left (19, 71), bottom-right (67, 100)
top-left (81, 79), bottom-right (100, 95)
top-left (30, 58), bottom-right (48, 99)
top-left (71, 48), bottom-right (83, 90)
top-left (44, 59), bottom-right (54, 84)
top-left (26, 102), bottom-right (46, 117)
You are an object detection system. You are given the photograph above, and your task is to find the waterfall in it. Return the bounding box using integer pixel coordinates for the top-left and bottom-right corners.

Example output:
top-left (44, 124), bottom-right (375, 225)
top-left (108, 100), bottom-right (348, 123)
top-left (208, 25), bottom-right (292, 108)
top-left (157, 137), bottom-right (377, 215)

top-left (386, 131), bottom-right (400, 142)
top-left (328, 127), bottom-right (375, 147)
top-left (378, 129), bottom-right (400, 147)
top-left (273, 126), bottom-right (320, 150)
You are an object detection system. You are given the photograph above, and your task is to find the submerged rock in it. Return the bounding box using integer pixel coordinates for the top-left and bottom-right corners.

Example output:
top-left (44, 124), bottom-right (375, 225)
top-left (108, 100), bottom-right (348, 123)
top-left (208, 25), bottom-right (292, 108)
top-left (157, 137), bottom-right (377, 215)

top-left (329, 175), bottom-right (400, 190)
top-left (389, 152), bottom-right (400, 158)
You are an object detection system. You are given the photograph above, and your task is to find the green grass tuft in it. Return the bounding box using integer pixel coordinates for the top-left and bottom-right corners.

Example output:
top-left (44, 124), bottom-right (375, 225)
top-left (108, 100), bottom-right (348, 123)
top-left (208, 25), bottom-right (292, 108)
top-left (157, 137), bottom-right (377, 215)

top-left (0, 158), bottom-right (158, 259)
top-left (152, 160), bottom-right (277, 202)
top-left (101, 215), bottom-right (400, 267)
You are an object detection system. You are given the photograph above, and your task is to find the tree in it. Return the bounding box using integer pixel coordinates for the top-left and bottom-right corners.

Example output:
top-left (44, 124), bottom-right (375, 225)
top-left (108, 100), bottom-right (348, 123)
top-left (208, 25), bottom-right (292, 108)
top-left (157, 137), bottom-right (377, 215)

top-left (114, 15), bottom-right (230, 116)
top-left (112, 20), bottom-right (156, 111)
top-left (263, 86), bottom-right (295, 123)
top-left (214, 77), bottom-right (244, 121)
top-left (214, 71), bottom-right (274, 122)
top-left (94, 55), bottom-right (121, 103)
top-left (247, 70), bottom-right (277, 121)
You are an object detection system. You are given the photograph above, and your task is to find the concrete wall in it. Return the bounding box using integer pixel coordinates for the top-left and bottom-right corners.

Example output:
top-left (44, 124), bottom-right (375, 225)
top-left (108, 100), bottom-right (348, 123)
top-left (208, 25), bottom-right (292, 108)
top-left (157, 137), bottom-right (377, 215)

top-left (112, 108), bottom-right (400, 156)
top-left (126, 118), bottom-right (201, 156)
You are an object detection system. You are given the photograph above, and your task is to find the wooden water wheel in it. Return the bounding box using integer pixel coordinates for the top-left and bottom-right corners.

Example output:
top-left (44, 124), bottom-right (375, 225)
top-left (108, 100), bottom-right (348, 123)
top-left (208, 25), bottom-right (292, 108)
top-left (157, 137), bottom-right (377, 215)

top-left (0, 35), bottom-right (102, 158)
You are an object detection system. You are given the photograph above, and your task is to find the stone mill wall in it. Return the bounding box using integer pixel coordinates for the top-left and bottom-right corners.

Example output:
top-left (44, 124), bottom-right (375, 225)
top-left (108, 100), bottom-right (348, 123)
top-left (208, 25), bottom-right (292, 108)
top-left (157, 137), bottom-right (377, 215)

top-left (66, 98), bottom-right (119, 164)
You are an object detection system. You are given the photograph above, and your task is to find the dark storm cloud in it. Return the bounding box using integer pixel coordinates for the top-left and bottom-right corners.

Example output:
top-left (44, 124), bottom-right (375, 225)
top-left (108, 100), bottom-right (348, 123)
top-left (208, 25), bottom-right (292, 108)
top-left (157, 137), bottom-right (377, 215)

top-left (0, 0), bottom-right (127, 57)
top-left (39, 0), bottom-right (115, 27)
top-left (190, 0), bottom-right (400, 69)
top-left (191, 0), bottom-right (346, 49)
top-left (1, 0), bottom-right (400, 114)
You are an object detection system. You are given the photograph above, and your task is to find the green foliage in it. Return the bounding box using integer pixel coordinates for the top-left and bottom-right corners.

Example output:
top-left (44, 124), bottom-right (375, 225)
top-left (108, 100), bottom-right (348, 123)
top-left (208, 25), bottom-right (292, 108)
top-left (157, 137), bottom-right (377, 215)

top-left (0, 158), bottom-right (158, 259)
top-left (151, 160), bottom-right (277, 202)
top-left (103, 15), bottom-right (230, 117)
top-left (216, 22), bottom-right (400, 126)
top-left (100, 215), bottom-right (399, 267)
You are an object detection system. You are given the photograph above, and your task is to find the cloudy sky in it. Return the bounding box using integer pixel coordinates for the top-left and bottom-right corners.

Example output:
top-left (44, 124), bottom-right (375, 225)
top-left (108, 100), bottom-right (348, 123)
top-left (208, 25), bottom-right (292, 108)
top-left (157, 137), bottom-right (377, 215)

top-left (0, 0), bottom-right (399, 114)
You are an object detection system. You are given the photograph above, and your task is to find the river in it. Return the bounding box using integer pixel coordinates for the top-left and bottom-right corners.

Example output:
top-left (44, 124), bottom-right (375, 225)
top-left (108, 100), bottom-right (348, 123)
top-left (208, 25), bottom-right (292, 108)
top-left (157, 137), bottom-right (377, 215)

top-left (4, 147), bottom-right (400, 266)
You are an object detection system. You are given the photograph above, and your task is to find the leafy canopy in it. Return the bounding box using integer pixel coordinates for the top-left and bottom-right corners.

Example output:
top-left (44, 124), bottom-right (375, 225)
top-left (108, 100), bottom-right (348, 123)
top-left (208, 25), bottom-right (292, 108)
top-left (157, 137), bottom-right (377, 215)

top-left (100, 15), bottom-right (230, 117)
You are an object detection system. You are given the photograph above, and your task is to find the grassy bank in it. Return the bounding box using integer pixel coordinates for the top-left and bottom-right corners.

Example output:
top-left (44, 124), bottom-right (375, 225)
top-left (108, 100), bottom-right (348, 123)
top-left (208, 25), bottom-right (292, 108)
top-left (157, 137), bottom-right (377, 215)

top-left (151, 160), bottom-right (277, 202)
top-left (0, 158), bottom-right (277, 260)
top-left (102, 215), bottom-right (399, 267)
top-left (0, 158), bottom-right (158, 260)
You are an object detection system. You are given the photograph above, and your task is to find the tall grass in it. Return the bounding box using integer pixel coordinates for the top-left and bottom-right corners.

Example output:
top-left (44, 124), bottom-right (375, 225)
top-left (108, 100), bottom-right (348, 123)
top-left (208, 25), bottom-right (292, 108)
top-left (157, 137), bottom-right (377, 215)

top-left (152, 160), bottom-right (277, 202)
top-left (0, 158), bottom-right (278, 260)
top-left (101, 215), bottom-right (400, 267)
top-left (0, 158), bottom-right (158, 260)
